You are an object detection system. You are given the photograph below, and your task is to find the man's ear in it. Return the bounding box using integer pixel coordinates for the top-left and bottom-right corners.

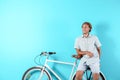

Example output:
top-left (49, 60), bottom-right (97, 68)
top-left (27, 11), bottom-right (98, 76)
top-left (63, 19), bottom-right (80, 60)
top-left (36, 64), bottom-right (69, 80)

top-left (89, 29), bottom-right (91, 32)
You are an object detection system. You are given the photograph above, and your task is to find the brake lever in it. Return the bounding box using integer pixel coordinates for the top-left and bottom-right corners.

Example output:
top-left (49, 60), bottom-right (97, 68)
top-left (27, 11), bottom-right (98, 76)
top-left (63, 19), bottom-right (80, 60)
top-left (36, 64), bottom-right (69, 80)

top-left (40, 52), bottom-right (47, 56)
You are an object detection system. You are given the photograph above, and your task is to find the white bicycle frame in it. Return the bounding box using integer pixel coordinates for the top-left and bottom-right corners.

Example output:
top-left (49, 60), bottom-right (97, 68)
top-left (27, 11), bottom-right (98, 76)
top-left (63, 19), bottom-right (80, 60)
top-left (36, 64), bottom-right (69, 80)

top-left (38, 55), bottom-right (77, 80)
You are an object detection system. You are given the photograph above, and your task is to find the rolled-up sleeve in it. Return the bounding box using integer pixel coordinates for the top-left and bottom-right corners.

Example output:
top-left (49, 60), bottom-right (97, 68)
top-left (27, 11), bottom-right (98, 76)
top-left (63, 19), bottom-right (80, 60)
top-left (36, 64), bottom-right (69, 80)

top-left (95, 36), bottom-right (102, 48)
top-left (74, 38), bottom-right (80, 49)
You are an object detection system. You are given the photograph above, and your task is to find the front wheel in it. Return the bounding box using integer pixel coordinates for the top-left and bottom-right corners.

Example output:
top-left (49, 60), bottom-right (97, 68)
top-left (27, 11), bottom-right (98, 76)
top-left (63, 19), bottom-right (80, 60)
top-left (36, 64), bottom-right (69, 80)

top-left (22, 66), bottom-right (51, 80)
top-left (72, 71), bottom-right (105, 80)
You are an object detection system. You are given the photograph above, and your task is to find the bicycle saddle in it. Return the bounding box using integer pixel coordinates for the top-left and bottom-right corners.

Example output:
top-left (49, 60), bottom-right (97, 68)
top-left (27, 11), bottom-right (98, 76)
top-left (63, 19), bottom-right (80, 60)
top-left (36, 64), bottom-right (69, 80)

top-left (72, 54), bottom-right (82, 59)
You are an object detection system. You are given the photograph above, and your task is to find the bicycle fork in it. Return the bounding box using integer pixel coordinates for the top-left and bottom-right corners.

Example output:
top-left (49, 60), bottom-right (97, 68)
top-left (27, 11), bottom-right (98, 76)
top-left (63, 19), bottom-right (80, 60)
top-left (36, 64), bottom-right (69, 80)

top-left (38, 66), bottom-right (46, 80)
top-left (38, 57), bottom-right (48, 80)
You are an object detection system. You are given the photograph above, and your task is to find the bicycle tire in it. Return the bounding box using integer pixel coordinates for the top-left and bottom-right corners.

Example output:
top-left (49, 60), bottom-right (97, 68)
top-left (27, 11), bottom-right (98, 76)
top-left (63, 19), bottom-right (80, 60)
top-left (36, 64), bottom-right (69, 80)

top-left (22, 66), bottom-right (51, 80)
top-left (72, 71), bottom-right (105, 80)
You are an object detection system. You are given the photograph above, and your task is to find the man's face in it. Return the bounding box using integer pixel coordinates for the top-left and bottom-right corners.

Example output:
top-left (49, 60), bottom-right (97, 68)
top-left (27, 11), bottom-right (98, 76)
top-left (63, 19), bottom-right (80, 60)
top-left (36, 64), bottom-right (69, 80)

top-left (82, 24), bottom-right (90, 34)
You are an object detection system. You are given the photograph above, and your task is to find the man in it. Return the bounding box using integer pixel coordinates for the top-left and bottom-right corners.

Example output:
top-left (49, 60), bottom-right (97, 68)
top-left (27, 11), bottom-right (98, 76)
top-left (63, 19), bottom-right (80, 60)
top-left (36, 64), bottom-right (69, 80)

top-left (74, 22), bottom-right (101, 80)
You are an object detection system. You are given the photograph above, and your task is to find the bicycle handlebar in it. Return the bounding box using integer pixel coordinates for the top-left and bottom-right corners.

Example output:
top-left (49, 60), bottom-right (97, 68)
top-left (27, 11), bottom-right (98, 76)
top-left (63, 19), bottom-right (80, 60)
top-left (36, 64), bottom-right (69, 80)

top-left (40, 52), bottom-right (80, 60)
top-left (40, 52), bottom-right (56, 56)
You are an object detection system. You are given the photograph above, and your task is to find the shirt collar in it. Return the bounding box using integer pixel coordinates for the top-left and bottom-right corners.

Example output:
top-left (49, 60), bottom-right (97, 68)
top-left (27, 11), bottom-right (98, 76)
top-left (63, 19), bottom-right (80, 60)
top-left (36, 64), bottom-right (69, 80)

top-left (82, 34), bottom-right (92, 38)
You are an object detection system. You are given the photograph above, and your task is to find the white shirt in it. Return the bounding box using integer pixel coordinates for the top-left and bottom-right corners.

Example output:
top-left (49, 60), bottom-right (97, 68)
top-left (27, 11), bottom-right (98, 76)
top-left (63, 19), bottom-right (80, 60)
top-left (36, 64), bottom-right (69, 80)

top-left (74, 34), bottom-right (102, 65)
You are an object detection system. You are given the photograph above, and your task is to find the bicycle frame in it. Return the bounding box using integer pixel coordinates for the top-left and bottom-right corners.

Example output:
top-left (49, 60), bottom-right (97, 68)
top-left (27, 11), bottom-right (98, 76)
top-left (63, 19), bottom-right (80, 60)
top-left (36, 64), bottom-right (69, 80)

top-left (22, 52), bottom-right (106, 80)
top-left (38, 56), bottom-right (77, 80)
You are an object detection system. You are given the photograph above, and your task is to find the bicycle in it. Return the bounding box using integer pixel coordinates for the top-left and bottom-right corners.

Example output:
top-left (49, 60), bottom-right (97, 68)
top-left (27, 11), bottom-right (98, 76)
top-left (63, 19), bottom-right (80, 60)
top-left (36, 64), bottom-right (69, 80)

top-left (22, 52), bottom-right (106, 80)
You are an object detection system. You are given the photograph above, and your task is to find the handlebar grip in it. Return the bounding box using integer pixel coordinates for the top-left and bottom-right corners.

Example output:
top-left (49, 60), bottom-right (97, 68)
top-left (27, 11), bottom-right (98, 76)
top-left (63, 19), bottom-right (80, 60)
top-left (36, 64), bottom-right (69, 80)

top-left (48, 52), bottom-right (56, 55)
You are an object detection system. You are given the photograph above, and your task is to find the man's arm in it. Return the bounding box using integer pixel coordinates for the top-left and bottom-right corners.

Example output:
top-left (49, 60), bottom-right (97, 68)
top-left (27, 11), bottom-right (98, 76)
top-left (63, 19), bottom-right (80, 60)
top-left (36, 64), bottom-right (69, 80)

top-left (75, 49), bottom-right (83, 58)
top-left (76, 49), bottom-right (87, 55)
top-left (97, 47), bottom-right (101, 58)
top-left (75, 48), bottom-right (93, 58)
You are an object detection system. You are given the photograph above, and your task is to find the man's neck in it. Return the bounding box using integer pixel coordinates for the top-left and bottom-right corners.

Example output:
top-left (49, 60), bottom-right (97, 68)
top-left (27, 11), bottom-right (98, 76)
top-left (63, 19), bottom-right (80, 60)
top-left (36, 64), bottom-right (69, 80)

top-left (83, 33), bottom-right (89, 38)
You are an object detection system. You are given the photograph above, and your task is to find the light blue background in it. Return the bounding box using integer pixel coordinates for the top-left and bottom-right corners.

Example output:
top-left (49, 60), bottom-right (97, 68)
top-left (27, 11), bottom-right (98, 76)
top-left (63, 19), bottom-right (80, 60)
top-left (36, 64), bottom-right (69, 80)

top-left (0, 0), bottom-right (120, 80)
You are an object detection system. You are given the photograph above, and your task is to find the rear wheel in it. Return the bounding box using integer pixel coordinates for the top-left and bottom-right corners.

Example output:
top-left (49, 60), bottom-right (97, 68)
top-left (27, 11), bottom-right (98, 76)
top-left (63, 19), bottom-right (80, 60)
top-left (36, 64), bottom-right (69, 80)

top-left (22, 67), bottom-right (51, 80)
top-left (72, 70), bottom-right (105, 80)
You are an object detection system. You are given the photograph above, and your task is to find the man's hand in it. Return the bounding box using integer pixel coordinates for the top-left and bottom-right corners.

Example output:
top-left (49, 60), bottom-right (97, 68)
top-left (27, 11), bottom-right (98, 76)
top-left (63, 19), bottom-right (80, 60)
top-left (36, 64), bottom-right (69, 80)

top-left (86, 51), bottom-right (93, 58)
top-left (77, 54), bottom-right (83, 58)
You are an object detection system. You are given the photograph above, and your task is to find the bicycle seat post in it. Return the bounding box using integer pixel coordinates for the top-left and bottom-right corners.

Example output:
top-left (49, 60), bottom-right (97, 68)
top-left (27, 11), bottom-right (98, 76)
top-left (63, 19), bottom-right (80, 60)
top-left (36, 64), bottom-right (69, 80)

top-left (75, 58), bottom-right (78, 65)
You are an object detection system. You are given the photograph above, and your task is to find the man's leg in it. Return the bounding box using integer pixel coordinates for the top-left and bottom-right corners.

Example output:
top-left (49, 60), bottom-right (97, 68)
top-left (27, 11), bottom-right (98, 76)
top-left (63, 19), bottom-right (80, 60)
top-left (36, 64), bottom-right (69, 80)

top-left (76, 70), bottom-right (84, 80)
top-left (76, 62), bottom-right (86, 80)
top-left (89, 62), bottom-right (100, 80)
top-left (93, 73), bottom-right (99, 80)
top-left (76, 61), bottom-right (86, 80)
